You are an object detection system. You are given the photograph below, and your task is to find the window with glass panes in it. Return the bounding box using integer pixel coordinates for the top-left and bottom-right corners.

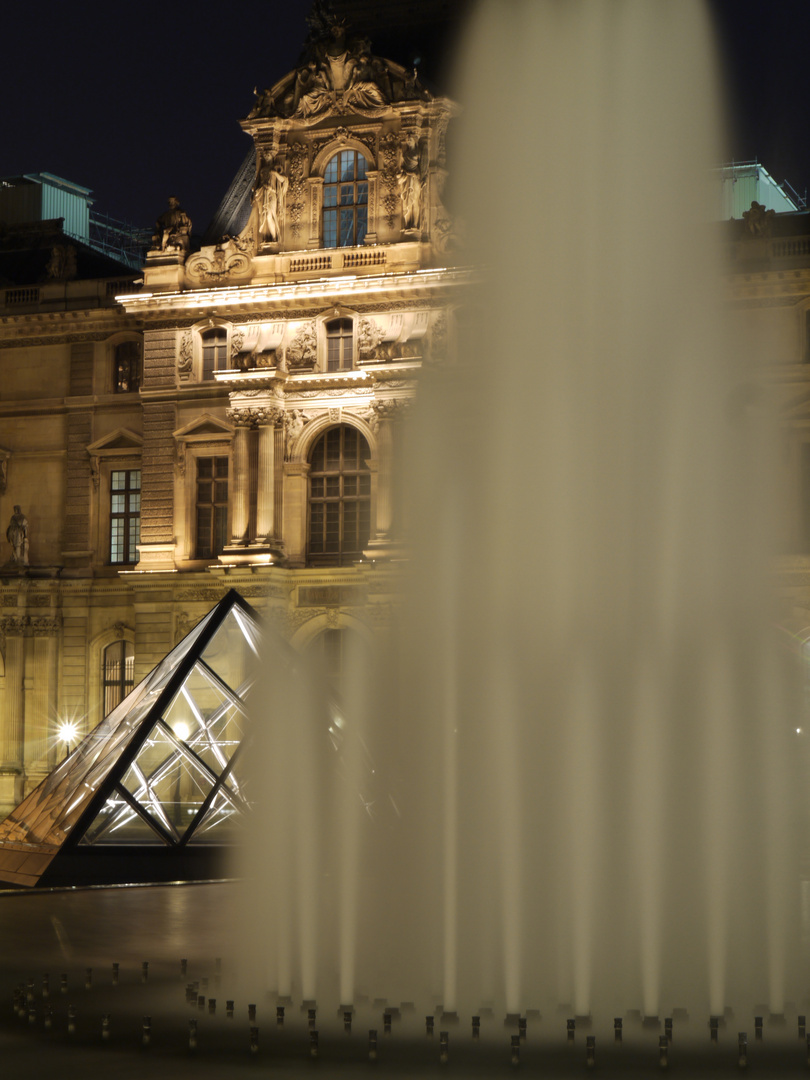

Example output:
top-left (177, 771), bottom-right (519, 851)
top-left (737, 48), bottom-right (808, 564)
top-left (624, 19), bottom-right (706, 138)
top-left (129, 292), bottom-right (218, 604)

top-left (110, 469), bottom-right (141, 564)
top-left (201, 328), bottom-right (228, 379)
top-left (326, 318), bottom-right (354, 371)
top-left (103, 639), bottom-right (135, 717)
top-left (308, 426), bottom-right (371, 565)
top-left (114, 341), bottom-right (141, 392)
top-left (323, 150), bottom-right (368, 248)
top-left (196, 457), bottom-right (228, 558)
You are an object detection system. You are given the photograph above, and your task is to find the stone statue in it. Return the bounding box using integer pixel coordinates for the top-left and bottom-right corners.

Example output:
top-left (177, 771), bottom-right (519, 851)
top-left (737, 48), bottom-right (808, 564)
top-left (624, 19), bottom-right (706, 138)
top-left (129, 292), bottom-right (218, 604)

top-left (6, 505), bottom-right (29, 566)
top-left (742, 200), bottom-right (776, 240)
top-left (252, 157), bottom-right (289, 243)
top-left (152, 197), bottom-right (192, 253)
top-left (284, 410), bottom-right (306, 458)
top-left (398, 138), bottom-right (427, 230)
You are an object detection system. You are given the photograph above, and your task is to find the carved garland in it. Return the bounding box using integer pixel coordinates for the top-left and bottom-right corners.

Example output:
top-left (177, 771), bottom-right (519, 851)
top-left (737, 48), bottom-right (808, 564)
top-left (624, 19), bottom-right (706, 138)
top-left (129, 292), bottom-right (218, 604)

top-left (178, 330), bottom-right (193, 378)
top-left (379, 132), bottom-right (400, 228)
top-left (287, 143), bottom-right (309, 241)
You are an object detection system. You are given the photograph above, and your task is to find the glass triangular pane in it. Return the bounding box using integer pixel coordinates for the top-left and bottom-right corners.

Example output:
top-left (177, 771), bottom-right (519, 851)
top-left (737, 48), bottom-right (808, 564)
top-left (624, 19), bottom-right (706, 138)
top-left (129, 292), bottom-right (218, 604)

top-left (187, 787), bottom-right (243, 844)
top-left (121, 724), bottom-right (215, 840)
top-left (199, 607), bottom-right (261, 693)
top-left (79, 789), bottom-right (168, 845)
top-left (161, 663), bottom-right (246, 774)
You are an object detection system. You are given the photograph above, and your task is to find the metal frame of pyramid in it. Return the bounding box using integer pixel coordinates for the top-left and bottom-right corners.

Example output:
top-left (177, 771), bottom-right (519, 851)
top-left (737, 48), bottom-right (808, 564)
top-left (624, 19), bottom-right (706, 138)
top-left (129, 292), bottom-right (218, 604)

top-left (0, 589), bottom-right (262, 887)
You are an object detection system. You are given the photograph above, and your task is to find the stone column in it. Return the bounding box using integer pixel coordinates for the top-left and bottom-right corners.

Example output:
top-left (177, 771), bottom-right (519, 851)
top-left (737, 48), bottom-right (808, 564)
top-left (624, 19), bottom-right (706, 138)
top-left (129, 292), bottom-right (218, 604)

top-left (229, 418), bottom-right (252, 546)
top-left (307, 177), bottom-right (324, 248)
top-left (365, 169), bottom-right (379, 244)
top-left (2, 625), bottom-right (24, 770)
top-left (374, 416), bottom-right (395, 540)
top-left (256, 421), bottom-right (276, 544)
top-left (366, 399), bottom-right (408, 555)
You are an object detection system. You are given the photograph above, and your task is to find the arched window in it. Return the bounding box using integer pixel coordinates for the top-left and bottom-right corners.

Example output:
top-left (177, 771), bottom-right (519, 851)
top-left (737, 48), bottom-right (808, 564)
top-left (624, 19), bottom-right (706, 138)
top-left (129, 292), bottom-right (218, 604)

top-left (103, 640), bottom-right (134, 716)
top-left (323, 150), bottom-right (368, 248)
top-left (114, 340), bottom-right (141, 392)
top-left (201, 328), bottom-right (227, 379)
top-left (326, 317), bottom-right (354, 371)
top-left (308, 426), bottom-right (371, 566)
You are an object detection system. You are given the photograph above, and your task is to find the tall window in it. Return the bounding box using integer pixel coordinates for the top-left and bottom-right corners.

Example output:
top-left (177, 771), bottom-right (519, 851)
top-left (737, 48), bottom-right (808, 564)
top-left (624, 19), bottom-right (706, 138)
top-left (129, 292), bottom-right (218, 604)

top-left (196, 457), bottom-right (228, 558)
top-left (103, 640), bottom-right (134, 716)
top-left (114, 341), bottom-right (141, 392)
top-left (110, 469), bottom-right (141, 564)
top-left (202, 328), bottom-right (227, 379)
top-left (323, 150), bottom-right (368, 248)
top-left (326, 318), bottom-right (354, 371)
top-left (308, 426), bottom-right (371, 566)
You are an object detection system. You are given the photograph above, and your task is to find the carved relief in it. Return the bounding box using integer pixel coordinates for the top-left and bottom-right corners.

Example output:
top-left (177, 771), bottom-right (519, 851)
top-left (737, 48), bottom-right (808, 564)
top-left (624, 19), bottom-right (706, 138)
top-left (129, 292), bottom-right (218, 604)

top-left (379, 132), bottom-right (400, 228)
top-left (287, 142), bottom-right (309, 241)
top-left (248, 20), bottom-right (431, 123)
top-left (367, 397), bottom-right (410, 433)
top-left (226, 406), bottom-right (283, 428)
top-left (230, 330), bottom-right (245, 364)
top-left (286, 322), bottom-right (317, 369)
top-left (178, 331), bottom-right (193, 378)
top-left (328, 407), bottom-right (342, 423)
top-left (89, 456), bottom-right (100, 491)
top-left (185, 242), bottom-right (251, 284)
top-left (284, 409), bottom-right (308, 459)
top-left (428, 311), bottom-right (448, 363)
top-left (358, 317), bottom-right (384, 360)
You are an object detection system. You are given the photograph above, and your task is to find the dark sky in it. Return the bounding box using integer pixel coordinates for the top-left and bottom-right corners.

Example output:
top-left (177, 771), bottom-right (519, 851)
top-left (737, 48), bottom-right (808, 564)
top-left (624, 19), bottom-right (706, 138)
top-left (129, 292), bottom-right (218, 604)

top-left (1, 0), bottom-right (808, 234)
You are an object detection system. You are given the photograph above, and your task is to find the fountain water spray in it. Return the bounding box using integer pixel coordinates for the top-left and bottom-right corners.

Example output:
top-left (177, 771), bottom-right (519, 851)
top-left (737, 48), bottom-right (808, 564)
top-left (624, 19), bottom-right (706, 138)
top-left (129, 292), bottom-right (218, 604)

top-left (233, 0), bottom-right (804, 1028)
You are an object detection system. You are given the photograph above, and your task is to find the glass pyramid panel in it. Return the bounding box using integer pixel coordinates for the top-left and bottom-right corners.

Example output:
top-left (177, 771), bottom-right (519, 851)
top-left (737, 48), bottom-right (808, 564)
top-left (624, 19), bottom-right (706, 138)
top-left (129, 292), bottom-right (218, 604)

top-left (162, 662), bottom-right (246, 775)
top-left (200, 607), bottom-right (261, 693)
top-left (80, 789), bottom-right (169, 846)
top-left (120, 723), bottom-right (215, 841)
top-left (187, 787), bottom-right (243, 844)
top-left (0, 608), bottom-right (227, 851)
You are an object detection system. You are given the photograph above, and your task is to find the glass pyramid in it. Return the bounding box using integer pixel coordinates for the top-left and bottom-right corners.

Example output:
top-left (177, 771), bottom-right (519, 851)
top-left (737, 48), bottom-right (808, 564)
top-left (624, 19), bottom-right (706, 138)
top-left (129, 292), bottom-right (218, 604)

top-left (0, 590), bottom-right (261, 887)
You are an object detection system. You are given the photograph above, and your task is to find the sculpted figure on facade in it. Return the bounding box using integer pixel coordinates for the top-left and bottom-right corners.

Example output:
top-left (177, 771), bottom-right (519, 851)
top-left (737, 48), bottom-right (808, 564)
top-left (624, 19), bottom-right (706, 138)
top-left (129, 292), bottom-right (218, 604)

top-left (251, 156), bottom-right (289, 244)
top-left (286, 322), bottom-right (317, 369)
top-left (743, 200), bottom-right (776, 240)
top-left (284, 409), bottom-right (307, 459)
top-left (152, 197), bottom-right (192, 254)
top-left (6, 506), bottom-right (29, 566)
top-left (398, 137), bottom-right (428, 230)
top-left (45, 243), bottom-right (77, 280)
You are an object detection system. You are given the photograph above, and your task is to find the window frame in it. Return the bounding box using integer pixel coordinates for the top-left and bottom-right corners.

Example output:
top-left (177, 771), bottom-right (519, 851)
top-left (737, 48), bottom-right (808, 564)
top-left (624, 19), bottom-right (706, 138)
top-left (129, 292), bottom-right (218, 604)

top-left (102, 639), bottom-right (135, 717)
top-left (109, 467), bottom-right (141, 565)
top-left (325, 317), bottom-right (355, 372)
top-left (194, 455), bottom-right (229, 559)
top-left (307, 424), bottom-right (371, 567)
top-left (322, 150), bottom-right (369, 249)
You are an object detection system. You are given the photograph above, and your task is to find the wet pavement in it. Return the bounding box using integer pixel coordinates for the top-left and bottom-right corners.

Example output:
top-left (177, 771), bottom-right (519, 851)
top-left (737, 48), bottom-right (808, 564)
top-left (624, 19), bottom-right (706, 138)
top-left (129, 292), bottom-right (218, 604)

top-left (1, 882), bottom-right (810, 1078)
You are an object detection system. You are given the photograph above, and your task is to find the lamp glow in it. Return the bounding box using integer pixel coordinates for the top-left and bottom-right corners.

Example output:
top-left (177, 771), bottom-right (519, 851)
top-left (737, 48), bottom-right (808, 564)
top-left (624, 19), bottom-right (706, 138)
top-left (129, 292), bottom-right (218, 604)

top-left (58, 722), bottom-right (78, 745)
top-left (173, 720), bottom-right (191, 742)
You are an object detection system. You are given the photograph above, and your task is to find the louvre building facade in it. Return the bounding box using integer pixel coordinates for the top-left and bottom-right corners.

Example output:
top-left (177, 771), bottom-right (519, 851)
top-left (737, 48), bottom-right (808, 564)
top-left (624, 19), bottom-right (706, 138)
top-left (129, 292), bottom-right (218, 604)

top-left (0, 22), bottom-right (466, 817)
top-left (3, 17), bottom-right (810, 829)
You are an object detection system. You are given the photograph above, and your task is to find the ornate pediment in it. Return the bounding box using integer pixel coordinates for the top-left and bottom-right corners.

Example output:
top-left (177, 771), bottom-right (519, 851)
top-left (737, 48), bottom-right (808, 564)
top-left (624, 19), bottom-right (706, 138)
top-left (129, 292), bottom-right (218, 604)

top-left (86, 429), bottom-right (143, 456)
top-left (173, 414), bottom-right (234, 442)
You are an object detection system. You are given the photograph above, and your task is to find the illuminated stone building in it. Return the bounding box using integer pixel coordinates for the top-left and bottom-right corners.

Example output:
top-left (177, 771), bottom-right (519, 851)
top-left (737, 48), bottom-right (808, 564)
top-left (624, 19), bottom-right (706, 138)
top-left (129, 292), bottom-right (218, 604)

top-left (0, 21), bottom-right (465, 817)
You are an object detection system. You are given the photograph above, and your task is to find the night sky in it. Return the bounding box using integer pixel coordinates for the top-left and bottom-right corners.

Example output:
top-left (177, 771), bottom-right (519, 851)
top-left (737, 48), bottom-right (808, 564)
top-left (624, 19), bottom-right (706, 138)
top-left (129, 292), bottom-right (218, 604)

top-left (1, 0), bottom-right (809, 235)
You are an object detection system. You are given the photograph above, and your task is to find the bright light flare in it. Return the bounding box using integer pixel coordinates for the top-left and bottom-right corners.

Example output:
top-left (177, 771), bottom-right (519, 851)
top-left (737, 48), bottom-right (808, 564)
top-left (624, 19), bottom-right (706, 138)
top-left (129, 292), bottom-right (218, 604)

top-left (173, 720), bottom-right (191, 742)
top-left (58, 721), bottom-right (79, 745)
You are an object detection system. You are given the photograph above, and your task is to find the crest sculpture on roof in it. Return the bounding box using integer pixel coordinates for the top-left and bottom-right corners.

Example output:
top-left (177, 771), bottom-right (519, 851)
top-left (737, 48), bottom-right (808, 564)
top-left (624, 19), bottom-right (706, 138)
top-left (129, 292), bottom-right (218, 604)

top-left (249, 11), bottom-right (431, 123)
